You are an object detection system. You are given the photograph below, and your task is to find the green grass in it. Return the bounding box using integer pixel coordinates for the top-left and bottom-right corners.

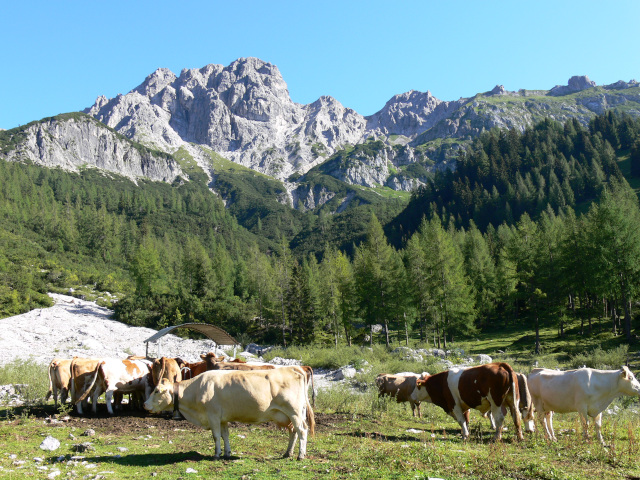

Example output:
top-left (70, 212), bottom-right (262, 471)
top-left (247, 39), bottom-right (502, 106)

top-left (1, 390), bottom-right (638, 479)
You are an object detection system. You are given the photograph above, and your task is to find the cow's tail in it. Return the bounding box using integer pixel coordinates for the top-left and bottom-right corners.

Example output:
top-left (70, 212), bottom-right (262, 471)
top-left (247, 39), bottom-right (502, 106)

top-left (69, 357), bottom-right (79, 403)
top-left (505, 363), bottom-right (523, 436)
top-left (75, 361), bottom-right (104, 404)
top-left (307, 400), bottom-right (316, 437)
top-left (307, 367), bottom-right (316, 408)
top-left (158, 357), bottom-right (167, 385)
top-left (45, 360), bottom-right (55, 401)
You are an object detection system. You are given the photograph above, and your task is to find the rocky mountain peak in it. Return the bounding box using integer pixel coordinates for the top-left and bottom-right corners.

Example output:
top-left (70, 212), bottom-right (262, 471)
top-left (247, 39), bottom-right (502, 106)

top-left (133, 68), bottom-right (177, 97)
top-left (549, 75), bottom-right (596, 96)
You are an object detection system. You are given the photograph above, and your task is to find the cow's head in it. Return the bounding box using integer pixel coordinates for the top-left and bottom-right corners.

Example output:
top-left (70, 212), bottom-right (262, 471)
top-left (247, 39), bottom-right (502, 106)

top-left (143, 378), bottom-right (174, 413)
top-left (200, 352), bottom-right (221, 370)
top-left (620, 366), bottom-right (640, 397)
top-left (411, 376), bottom-right (432, 403)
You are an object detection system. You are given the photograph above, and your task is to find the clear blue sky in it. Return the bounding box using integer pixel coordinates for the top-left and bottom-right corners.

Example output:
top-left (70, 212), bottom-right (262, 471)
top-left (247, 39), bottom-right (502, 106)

top-left (2, 0), bottom-right (639, 130)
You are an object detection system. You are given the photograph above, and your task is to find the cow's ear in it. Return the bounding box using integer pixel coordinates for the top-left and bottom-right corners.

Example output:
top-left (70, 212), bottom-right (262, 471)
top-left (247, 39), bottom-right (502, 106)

top-left (621, 366), bottom-right (631, 378)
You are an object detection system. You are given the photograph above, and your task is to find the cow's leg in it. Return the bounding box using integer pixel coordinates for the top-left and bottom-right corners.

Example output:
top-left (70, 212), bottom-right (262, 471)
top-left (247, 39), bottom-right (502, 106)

top-left (105, 389), bottom-right (115, 415)
top-left (578, 409), bottom-right (591, 440)
top-left (416, 402), bottom-right (421, 419)
top-left (290, 414), bottom-right (307, 460)
top-left (60, 387), bottom-right (69, 405)
top-left (593, 413), bottom-right (605, 445)
top-left (284, 423), bottom-right (298, 458)
top-left (546, 412), bottom-right (557, 441)
top-left (209, 419), bottom-right (222, 459)
top-left (452, 406), bottom-right (470, 440)
top-left (490, 405), bottom-right (506, 442)
top-left (221, 422), bottom-right (231, 458)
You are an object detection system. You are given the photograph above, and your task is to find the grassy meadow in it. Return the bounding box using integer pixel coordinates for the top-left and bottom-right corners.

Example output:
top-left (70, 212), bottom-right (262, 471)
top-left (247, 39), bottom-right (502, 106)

top-left (0, 320), bottom-right (639, 479)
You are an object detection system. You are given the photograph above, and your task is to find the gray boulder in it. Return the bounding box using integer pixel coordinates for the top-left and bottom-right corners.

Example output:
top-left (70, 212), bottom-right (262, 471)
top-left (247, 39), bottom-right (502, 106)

top-left (40, 436), bottom-right (60, 451)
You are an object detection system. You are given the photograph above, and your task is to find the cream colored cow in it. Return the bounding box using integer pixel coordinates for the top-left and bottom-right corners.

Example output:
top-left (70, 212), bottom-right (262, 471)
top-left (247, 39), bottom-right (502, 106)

top-left (144, 366), bottom-right (315, 459)
top-left (45, 358), bottom-right (73, 407)
top-left (528, 366), bottom-right (640, 444)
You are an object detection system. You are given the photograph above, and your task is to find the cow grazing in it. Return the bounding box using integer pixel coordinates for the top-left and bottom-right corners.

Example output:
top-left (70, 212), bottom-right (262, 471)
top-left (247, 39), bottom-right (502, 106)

top-left (527, 366), bottom-right (640, 444)
top-left (484, 372), bottom-right (535, 433)
top-left (144, 366), bottom-right (315, 459)
top-left (152, 357), bottom-right (183, 385)
top-left (376, 373), bottom-right (427, 417)
top-left (46, 358), bottom-right (73, 407)
top-left (75, 357), bottom-right (154, 415)
top-left (411, 362), bottom-right (523, 441)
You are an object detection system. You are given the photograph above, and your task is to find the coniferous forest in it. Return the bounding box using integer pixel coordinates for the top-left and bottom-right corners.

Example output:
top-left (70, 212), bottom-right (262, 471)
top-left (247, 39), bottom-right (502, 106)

top-left (2, 112), bottom-right (640, 349)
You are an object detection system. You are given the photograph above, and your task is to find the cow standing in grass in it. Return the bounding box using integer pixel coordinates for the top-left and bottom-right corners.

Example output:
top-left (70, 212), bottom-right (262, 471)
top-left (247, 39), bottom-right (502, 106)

top-left (144, 366), bottom-right (315, 459)
top-left (45, 358), bottom-right (72, 407)
top-left (527, 366), bottom-right (640, 444)
top-left (376, 373), bottom-right (428, 417)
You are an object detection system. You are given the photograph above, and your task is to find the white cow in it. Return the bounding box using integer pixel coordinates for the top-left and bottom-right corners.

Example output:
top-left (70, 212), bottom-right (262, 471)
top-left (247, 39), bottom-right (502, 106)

top-left (528, 366), bottom-right (640, 444)
top-left (76, 357), bottom-right (154, 415)
top-left (144, 366), bottom-right (315, 460)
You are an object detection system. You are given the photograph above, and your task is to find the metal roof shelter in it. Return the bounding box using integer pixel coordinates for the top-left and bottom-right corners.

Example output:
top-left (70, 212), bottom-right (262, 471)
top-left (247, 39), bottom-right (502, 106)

top-left (144, 323), bottom-right (239, 358)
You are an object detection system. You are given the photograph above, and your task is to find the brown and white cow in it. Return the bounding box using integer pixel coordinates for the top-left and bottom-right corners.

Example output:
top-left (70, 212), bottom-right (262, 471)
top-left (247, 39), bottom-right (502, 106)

top-left (376, 373), bottom-right (428, 417)
top-left (484, 372), bottom-right (535, 433)
top-left (411, 362), bottom-right (523, 441)
top-left (75, 357), bottom-right (154, 415)
top-left (70, 357), bottom-right (102, 415)
top-left (527, 366), bottom-right (640, 444)
top-left (45, 358), bottom-right (73, 407)
top-left (144, 366), bottom-right (315, 459)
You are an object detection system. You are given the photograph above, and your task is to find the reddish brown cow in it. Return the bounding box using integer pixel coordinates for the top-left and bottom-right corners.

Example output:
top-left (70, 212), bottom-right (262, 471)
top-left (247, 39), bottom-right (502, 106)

top-left (179, 360), bottom-right (208, 380)
top-left (200, 352), bottom-right (276, 371)
top-left (411, 362), bottom-right (523, 441)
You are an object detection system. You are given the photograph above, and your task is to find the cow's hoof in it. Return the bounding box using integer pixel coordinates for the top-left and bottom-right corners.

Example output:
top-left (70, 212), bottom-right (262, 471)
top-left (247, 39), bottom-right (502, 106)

top-left (296, 455), bottom-right (305, 461)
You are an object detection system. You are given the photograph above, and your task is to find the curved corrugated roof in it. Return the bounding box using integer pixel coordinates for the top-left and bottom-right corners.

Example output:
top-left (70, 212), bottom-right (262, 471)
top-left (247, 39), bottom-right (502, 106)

top-left (143, 323), bottom-right (239, 346)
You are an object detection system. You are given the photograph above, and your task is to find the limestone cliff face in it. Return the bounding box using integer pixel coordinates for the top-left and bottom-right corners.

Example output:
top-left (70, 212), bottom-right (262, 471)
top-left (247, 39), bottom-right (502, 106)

top-left (2, 114), bottom-right (182, 182)
top-left (86, 58), bottom-right (367, 181)
top-left (84, 61), bottom-right (640, 196)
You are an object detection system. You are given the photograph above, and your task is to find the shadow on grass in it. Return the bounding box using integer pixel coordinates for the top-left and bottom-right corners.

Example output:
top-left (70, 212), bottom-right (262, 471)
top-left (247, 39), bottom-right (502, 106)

top-left (337, 427), bottom-right (463, 443)
top-left (54, 451), bottom-right (242, 466)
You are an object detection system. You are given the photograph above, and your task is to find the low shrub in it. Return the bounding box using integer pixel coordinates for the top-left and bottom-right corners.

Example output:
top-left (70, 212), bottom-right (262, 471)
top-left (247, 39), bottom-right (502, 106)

top-left (0, 359), bottom-right (48, 406)
top-left (569, 345), bottom-right (629, 370)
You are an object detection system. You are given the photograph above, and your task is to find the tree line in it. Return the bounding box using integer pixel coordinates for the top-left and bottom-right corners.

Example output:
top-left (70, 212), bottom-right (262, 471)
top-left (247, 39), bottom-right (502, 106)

top-left (0, 112), bottom-right (639, 350)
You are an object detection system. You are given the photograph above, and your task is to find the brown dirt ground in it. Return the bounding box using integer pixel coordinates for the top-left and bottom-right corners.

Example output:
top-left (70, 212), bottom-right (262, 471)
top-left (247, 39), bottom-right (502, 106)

top-left (6, 403), bottom-right (346, 436)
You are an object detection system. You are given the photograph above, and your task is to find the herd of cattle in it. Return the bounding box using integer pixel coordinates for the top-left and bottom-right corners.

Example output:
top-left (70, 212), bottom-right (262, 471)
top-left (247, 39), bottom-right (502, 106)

top-left (376, 362), bottom-right (640, 445)
top-left (45, 354), bottom-right (640, 459)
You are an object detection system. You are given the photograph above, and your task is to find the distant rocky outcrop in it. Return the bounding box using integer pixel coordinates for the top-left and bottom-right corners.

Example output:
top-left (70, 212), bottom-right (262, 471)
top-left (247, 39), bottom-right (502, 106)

top-left (1, 114), bottom-right (182, 182)
top-left (549, 75), bottom-right (596, 96)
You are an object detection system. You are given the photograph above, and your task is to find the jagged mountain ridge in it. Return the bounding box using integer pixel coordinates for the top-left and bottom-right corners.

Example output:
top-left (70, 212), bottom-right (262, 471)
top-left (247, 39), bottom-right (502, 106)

top-left (2, 58), bottom-right (639, 207)
top-left (82, 57), bottom-right (640, 190)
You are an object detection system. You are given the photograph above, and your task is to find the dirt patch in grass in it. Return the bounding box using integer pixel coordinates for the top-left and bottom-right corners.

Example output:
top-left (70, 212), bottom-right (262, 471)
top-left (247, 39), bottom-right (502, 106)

top-left (5, 403), bottom-right (347, 436)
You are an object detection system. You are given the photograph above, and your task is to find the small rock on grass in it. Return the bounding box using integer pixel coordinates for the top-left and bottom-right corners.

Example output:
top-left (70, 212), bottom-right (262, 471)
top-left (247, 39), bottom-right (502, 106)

top-left (40, 436), bottom-right (60, 451)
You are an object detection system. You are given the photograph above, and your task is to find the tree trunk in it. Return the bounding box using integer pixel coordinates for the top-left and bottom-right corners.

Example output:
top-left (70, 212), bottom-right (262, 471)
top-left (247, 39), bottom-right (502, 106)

top-left (624, 299), bottom-right (632, 342)
top-left (404, 312), bottom-right (409, 347)
top-left (535, 315), bottom-right (541, 355)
